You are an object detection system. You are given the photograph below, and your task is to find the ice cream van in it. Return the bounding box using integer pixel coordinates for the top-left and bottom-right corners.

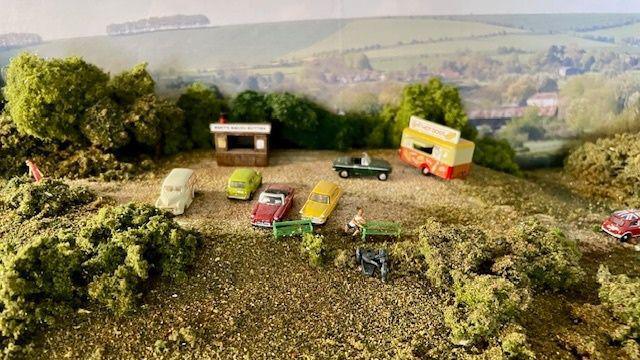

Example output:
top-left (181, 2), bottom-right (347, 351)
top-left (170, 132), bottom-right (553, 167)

top-left (398, 116), bottom-right (475, 180)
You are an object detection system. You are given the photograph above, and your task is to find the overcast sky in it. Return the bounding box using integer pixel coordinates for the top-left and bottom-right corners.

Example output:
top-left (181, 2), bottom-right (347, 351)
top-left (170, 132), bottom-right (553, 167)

top-left (2, 0), bottom-right (640, 40)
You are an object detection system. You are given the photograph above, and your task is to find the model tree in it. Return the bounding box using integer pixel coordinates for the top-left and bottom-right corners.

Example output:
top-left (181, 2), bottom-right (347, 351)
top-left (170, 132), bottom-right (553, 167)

top-left (392, 78), bottom-right (477, 146)
top-left (230, 90), bottom-right (270, 122)
top-left (4, 53), bottom-right (109, 142)
top-left (177, 83), bottom-right (225, 148)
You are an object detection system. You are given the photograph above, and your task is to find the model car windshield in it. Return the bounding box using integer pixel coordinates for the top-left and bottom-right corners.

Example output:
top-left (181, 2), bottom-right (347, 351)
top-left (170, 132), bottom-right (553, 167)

top-left (259, 194), bottom-right (283, 205)
top-left (309, 193), bottom-right (330, 204)
top-left (229, 181), bottom-right (246, 189)
top-left (163, 185), bottom-right (182, 192)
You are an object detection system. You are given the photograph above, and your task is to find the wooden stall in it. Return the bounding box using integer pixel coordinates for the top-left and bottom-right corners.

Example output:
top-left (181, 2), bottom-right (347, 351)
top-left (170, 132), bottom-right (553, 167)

top-left (209, 123), bottom-right (272, 166)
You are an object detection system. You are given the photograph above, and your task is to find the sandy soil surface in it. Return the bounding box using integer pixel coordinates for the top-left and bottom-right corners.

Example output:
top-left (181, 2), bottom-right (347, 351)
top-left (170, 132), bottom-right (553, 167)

top-left (30, 150), bottom-right (637, 359)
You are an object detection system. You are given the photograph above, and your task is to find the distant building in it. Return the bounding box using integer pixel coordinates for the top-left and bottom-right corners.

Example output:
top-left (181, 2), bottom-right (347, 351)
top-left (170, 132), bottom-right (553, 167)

top-left (559, 67), bottom-right (583, 78)
top-left (526, 92), bottom-right (559, 108)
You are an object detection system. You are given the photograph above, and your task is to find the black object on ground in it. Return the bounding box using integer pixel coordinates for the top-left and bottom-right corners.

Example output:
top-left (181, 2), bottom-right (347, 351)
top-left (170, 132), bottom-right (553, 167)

top-left (355, 248), bottom-right (389, 282)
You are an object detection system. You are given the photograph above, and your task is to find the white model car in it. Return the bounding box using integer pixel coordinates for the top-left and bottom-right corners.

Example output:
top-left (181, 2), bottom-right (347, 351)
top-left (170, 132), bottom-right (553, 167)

top-left (155, 168), bottom-right (196, 215)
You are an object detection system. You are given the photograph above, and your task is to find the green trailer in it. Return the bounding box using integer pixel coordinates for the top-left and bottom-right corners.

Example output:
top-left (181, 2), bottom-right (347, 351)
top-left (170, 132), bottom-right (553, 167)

top-left (273, 219), bottom-right (313, 239)
top-left (361, 221), bottom-right (401, 241)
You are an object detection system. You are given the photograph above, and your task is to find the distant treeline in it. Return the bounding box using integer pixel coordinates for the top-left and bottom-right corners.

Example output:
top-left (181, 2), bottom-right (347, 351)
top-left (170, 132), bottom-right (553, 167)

top-left (107, 14), bottom-right (210, 36)
top-left (0, 33), bottom-right (42, 50)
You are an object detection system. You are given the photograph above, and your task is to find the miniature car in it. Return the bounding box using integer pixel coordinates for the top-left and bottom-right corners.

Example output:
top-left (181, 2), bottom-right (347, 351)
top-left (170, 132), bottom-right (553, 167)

top-left (155, 168), bottom-right (196, 215)
top-left (251, 184), bottom-right (295, 227)
top-left (602, 209), bottom-right (640, 242)
top-left (300, 180), bottom-right (342, 225)
top-left (226, 168), bottom-right (262, 200)
top-left (332, 152), bottom-right (392, 181)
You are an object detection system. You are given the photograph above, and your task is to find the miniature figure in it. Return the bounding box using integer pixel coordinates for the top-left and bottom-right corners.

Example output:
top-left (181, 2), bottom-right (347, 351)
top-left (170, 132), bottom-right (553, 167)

top-left (344, 206), bottom-right (366, 237)
top-left (25, 160), bottom-right (43, 182)
top-left (226, 168), bottom-right (262, 200)
top-left (332, 152), bottom-right (392, 181)
top-left (300, 180), bottom-right (342, 225)
top-left (251, 184), bottom-right (295, 227)
top-left (355, 248), bottom-right (389, 282)
top-left (602, 209), bottom-right (640, 242)
top-left (399, 116), bottom-right (475, 180)
top-left (155, 168), bottom-right (197, 215)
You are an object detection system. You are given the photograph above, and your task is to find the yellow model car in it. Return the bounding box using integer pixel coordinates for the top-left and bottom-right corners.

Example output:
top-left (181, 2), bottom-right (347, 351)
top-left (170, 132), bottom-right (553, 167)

top-left (300, 180), bottom-right (342, 225)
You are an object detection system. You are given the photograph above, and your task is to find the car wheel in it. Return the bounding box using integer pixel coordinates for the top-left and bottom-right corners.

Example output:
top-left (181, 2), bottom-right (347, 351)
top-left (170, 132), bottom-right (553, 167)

top-left (378, 172), bottom-right (388, 181)
top-left (621, 233), bottom-right (632, 242)
top-left (421, 166), bottom-right (430, 176)
top-left (339, 170), bottom-right (350, 178)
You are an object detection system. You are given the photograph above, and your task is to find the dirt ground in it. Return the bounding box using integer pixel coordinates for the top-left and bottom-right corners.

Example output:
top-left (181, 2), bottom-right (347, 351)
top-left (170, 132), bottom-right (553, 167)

top-left (30, 150), bottom-right (638, 359)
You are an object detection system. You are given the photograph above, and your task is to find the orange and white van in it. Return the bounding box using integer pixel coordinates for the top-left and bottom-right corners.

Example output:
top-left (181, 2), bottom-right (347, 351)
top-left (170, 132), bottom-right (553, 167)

top-left (398, 116), bottom-right (475, 180)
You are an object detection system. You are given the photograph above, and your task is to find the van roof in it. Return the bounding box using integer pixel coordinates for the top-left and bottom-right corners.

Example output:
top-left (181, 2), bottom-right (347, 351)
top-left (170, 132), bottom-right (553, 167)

top-left (402, 127), bottom-right (475, 149)
top-left (162, 168), bottom-right (194, 187)
top-left (229, 168), bottom-right (257, 182)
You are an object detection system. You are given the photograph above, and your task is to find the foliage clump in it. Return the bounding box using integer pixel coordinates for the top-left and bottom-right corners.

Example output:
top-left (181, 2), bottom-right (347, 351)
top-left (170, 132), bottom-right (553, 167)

top-left (300, 233), bottom-right (326, 268)
top-left (473, 137), bottom-right (522, 176)
top-left (418, 219), bottom-right (583, 357)
top-left (565, 133), bottom-right (640, 205)
top-left (0, 198), bottom-right (200, 355)
top-left (79, 203), bottom-right (200, 315)
top-left (597, 266), bottom-right (640, 343)
top-left (0, 177), bottom-right (95, 219)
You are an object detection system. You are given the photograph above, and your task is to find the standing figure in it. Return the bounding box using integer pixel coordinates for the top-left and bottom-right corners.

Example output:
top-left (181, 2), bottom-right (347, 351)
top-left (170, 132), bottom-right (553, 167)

top-left (345, 206), bottom-right (366, 237)
top-left (25, 160), bottom-right (43, 182)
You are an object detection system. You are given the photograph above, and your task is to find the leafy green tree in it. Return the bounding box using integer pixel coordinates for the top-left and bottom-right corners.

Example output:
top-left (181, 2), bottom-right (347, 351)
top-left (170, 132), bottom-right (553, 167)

top-left (124, 94), bottom-right (188, 156)
top-left (0, 75), bottom-right (5, 112)
top-left (108, 63), bottom-right (155, 106)
top-left (4, 53), bottom-right (109, 142)
top-left (392, 78), bottom-right (477, 146)
top-left (230, 90), bottom-right (269, 122)
top-left (80, 98), bottom-right (128, 150)
top-left (266, 92), bottom-right (319, 147)
top-left (177, 83), bottom-right (225, 148)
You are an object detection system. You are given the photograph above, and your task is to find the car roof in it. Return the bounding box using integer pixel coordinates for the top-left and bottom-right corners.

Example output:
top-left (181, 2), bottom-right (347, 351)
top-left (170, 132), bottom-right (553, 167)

top-left (312, 180), bottom-right (338, 195)
top-left (613, 209), bottom-right (640, 220)
top-left (230, 168), bottom-right (256, 182)
top-left (162, 168), bottom-right (194, 187)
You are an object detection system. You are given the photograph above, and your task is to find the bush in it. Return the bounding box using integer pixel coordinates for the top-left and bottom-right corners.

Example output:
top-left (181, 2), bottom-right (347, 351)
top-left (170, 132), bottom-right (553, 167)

top-left (79, 203), bottom-right (200, 314)
top-left (565, 133), bottom-right (640, 204)
top-left (0, 177), bottom-right (95, 219)
top-left (597, 266), bottom-right (640, 342)
top-left (444, 274), bottom-right (530, 346)
top-left (300, 233), bottom-right (326, 268)
top-left (473, 137), bottom-right (522, 176)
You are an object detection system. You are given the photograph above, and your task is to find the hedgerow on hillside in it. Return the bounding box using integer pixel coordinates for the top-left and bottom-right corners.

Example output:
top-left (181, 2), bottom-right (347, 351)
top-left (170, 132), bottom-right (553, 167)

top-left (0, 178), bottom-right (200, 357)
top-left (565, 133), bottom-right (640, 205)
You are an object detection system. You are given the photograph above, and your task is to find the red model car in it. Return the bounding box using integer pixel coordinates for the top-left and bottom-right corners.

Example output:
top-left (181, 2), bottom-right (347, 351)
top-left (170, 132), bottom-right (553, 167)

top-left (251, 184), bottom-right (295, 227)
top-left (601, 209), bottom-right (640, 242)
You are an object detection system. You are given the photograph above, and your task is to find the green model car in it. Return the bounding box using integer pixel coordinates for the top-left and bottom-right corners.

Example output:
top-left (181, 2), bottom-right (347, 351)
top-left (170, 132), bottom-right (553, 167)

top-left (332, 152), bottom-right (392, 181)
top-left (227, 168), bottom-right (262, 200)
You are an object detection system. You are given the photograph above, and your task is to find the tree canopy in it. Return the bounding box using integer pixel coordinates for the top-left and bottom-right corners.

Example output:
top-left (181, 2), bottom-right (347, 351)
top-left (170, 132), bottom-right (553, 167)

top-left (177, 83), bottom-right (226, 149)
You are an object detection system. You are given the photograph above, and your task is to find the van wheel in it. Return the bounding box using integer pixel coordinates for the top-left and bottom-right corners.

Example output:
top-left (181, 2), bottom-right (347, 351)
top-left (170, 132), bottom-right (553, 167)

top-left (621, 233), bottom-right (632, 242)
top-left (421, 167), bottom-right (430, 176)
top-left (378, 172), bottom-right (388, 181)
top-left (339, 170), bottom-right (350, 178)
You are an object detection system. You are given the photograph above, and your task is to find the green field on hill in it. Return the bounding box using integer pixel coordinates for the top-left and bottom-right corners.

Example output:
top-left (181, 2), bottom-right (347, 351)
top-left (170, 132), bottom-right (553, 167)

top-left (585, 22), bottom-right (640, 40)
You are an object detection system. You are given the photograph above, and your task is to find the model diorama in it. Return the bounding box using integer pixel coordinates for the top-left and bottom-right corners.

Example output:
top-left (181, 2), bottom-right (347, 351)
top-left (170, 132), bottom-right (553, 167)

top-left (250, 184), bottom-right (295, 227)
top-left (332, 152), bottom-right (392, 180)
top-left (155, 168), bottom-right (197, 215)
top-left (3, 3), bottom-right (639, 359)
top-left (399, 115), bottom-right (475, 179)
top-left (226, 168), bottom-right (262, 200)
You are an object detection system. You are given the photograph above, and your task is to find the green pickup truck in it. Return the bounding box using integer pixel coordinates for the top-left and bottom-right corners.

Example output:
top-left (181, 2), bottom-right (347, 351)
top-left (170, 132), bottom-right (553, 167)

top-left (332, 153), bottom-right (392, 181)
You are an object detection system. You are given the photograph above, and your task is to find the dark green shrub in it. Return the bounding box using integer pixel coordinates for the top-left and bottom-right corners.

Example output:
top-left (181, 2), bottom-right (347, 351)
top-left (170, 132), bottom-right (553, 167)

top-left (300, 233), bottom-right (325, 268)
top-left (0, 177), bottom-right (94, 219)
top-left (473, 137), bottom-right (522, 176)
top-left (597, 266), bottom-right (640, 342)
top-left (78, 203), bottom-right (200, 314)
top-left (177, 83), bottom-right (226, 149)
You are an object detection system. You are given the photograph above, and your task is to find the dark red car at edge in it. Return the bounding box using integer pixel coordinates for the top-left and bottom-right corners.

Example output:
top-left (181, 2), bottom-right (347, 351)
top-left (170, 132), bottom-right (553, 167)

top-left (251, 184), bottom-right (294, 227)
top-left (602, 209), bottom-right (640, 242)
